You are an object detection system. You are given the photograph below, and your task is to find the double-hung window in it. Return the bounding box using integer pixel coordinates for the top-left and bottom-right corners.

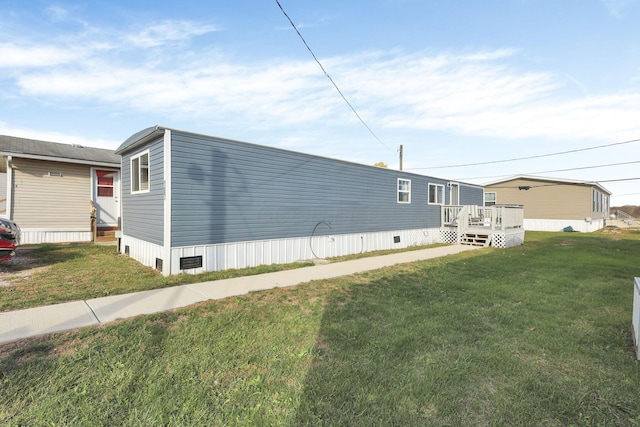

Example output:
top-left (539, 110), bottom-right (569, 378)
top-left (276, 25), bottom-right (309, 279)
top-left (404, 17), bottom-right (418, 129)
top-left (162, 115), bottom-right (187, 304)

top-left (484, 192), bottom-right (497, 206)
top-left (131, 151), bottom-right (150, 193)
top-left (428, 183), bottom-right (444, 205)
top-left (398, 178), bottom-right (411, 203)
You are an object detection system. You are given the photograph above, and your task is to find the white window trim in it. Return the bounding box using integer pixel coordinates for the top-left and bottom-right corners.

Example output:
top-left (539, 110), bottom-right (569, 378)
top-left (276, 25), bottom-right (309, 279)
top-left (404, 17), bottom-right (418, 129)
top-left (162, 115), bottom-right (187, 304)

top-left (449, 182), bottom-right (459, 205)
top-left (131, 150), bottom-right (150, 194)
top-left (484, 191), bottom-right (497, 206)
top-left (397, 178), bottom-right (411, 204)
top-left (592, 189), bottom-right (609, 213)
top-left (428, 183), bottom-right (444, 205)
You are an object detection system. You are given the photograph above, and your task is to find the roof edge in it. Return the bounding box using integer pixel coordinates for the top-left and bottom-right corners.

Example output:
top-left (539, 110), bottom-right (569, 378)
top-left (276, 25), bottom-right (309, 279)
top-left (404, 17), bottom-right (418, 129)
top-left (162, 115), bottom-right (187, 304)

top-left (484, 175), bottom-right (612, 195)
top-left (117, 126), bottom-right (485, 185)
top-left (115, 126), bottom-right (166, 154)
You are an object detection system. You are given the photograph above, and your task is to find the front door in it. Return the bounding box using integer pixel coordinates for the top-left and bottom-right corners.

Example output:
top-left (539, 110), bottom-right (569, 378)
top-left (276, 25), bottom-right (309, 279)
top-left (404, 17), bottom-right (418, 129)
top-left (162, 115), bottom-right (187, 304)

top-left (93, 169), bottom-right (120, 226)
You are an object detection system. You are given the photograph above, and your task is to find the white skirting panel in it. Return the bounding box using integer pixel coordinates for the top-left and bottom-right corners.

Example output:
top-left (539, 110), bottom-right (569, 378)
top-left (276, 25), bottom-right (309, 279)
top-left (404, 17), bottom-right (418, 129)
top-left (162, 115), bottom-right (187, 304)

top-left (167, 228), bottom-right (441, 275)
top-left (633, 278), bottom-right (640, 360)
top-left (120, 235), bottom-right (164, 271)
top-left (523, 218), bottom-right (605, 233)
top-left (496, 228), bottom-right (526, 248)
top-left (20, 228), bottom-right (92, 245)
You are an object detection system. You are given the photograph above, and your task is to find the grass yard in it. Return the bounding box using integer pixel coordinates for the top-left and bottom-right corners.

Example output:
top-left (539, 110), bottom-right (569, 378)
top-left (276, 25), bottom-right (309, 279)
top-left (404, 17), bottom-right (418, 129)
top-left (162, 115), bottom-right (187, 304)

top-left (0, 244), bottom-right (315, 312)
top-left (2, 230), bottom-right (640, 425)
top-left (0, 242), bottom-right (446, 312)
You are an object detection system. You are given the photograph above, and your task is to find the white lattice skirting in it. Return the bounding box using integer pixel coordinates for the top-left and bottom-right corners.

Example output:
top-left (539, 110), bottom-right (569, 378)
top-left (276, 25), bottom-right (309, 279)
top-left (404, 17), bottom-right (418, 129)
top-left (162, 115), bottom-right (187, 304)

top-left (439, 229), bottom-right (459, 245)
top-left (439, 228), bottom-right (525, 248)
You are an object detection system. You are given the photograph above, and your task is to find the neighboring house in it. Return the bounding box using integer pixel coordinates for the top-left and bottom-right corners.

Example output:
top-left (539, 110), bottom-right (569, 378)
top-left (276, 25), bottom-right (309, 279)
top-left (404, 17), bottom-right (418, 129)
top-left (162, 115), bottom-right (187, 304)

top-left (484, 175), bottom-right (611, 232)
top-left (0, 135), bottom-right (121, 244)
top-left (115, 126), bottom-right (522, 276)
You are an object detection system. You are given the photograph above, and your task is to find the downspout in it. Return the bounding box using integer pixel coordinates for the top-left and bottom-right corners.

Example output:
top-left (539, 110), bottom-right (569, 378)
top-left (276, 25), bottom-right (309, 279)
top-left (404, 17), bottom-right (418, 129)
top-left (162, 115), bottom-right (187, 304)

top-left (162, 129), bottom-right (172, 276)
top-left (6, 156), bottom-right (13, 220)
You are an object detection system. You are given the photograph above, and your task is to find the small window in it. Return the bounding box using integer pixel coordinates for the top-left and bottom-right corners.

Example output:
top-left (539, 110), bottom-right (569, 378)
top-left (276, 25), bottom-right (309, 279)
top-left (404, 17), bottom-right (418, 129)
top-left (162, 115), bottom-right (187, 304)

top-left (484, 192), bottom-right (497, 206)
top-left (131, 151), bottom-right (150, 193)
top-left (398, 179), bottom-right (411, 203)
top-left (428, 183), bottom-right (444, 205)
top-left (96, 170), bottom-right (115, 197)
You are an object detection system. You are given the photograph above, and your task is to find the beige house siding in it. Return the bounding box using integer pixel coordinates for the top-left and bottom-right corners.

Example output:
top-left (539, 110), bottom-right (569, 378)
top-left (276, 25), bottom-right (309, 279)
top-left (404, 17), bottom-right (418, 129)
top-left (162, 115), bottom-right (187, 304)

top-left (12, 158), bottom-right (91, 228)
top-left (486, 178), bottom-right (601, 221)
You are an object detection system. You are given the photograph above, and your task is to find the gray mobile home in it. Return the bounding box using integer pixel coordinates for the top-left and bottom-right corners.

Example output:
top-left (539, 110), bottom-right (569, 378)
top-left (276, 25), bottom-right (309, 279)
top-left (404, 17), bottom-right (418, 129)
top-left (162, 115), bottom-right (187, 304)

top-left (116, 126), bottom-right (488, 276)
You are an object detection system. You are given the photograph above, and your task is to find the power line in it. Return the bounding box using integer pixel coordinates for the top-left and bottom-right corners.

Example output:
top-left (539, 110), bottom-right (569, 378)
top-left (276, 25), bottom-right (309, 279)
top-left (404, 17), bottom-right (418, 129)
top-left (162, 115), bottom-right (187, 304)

top-left (599, 177), bottom-right (640, 184)
top-left (456, 160), bottom-right (640, 181)
top-left (407, 137), bottom-right (640, 171)
top-left (275, 0), bottom-right (393, 152)
top-left (611, 192), bottom-right (640, 197)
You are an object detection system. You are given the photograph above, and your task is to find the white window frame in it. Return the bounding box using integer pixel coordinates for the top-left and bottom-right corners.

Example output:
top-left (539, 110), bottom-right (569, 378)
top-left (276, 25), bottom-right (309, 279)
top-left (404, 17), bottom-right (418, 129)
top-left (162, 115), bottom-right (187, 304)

top-left (484, 192), bottom-right (497, 206)
top-left (397, 178), bottom-right (411, 204)
top-left (449, 182), bottom-right (460, 205)
top-left (592, 189), bottom-right (609, 213)
top-left (131, 150), bottom-right (150, 194)
top-left (428, 183), bottom-right (444, 205)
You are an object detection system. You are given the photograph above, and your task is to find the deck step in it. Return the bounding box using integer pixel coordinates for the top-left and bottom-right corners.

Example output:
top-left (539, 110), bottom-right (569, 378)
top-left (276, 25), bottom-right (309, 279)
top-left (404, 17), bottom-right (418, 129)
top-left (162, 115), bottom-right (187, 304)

top-left (461, 233), bottom-right (491, 247)
top-left (95, 227), bottom-right (118, 242)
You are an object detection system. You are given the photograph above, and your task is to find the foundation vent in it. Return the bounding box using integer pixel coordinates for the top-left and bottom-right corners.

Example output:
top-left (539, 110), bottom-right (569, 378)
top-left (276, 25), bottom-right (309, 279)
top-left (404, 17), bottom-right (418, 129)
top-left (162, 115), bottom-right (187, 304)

top-left (180, 255), bottom-right (203, 270)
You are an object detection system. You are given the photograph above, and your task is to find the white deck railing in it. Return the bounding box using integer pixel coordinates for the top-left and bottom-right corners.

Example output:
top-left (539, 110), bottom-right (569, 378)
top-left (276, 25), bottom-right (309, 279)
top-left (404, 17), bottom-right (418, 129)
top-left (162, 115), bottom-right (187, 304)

top-left (441, 204), bottom-right (524, 230)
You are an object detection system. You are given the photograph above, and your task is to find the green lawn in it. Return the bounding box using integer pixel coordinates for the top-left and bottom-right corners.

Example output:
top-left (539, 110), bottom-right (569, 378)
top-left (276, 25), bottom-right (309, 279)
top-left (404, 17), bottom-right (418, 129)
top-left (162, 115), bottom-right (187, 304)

top-left (0, 244), bottom-right (315, 312)
top-left (2, 230), bottom-right (640, 425)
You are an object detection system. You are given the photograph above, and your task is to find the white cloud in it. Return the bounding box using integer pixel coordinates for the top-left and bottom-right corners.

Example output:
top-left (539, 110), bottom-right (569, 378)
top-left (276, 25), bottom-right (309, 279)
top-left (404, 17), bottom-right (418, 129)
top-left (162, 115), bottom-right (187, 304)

top-left (43, 5), bottom-right (89, 27)
top-left (0, 122), bottom-right (119, 149)
top-left (123, 20), bottom-right (218, 48)
top-left (602, 0), bottom-right (640, 17)
top-left (17, 56), bottom-right (337, 126)
top-left (44, 6), bottom-right (70, 22)
top-left (0, 42), bottom-right (81, 68)
top-left (4, 17), bottom-right (640, 145)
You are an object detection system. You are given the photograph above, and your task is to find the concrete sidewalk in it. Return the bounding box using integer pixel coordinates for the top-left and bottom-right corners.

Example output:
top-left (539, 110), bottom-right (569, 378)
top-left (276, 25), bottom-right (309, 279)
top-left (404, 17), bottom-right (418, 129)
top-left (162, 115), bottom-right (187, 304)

top-left (0, 244), bottom-right (478, 345)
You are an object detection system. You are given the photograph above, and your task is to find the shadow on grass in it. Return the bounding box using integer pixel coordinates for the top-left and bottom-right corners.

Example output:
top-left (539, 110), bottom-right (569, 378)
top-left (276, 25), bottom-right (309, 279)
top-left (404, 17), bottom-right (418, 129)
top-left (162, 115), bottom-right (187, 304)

top-left (0, 340), bottom-right (56, 373)
top-left (292, 263), bottom-right (505, 426)
top-left (2, 231), bottom-right (640, 425)
top-left (292, 235), bottom-right (640, 426)
top-left (0, 244), bottom-right (89, 274)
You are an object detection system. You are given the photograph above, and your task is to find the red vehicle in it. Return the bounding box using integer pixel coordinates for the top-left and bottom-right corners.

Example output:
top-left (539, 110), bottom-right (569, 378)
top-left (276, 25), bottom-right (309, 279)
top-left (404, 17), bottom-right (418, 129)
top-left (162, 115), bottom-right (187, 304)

top-left (0, 219), bottom-right (20, 262)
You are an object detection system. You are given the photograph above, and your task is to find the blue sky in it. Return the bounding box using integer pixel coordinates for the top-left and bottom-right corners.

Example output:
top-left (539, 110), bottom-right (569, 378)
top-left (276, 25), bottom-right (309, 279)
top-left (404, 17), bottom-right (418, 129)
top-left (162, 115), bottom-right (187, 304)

top-left (1, 0), bottom-right (639, 204)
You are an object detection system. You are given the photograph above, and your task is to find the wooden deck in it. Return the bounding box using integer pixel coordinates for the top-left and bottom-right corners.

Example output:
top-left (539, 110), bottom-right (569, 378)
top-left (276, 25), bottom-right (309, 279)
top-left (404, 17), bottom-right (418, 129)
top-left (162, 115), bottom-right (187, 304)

top-left (440, 205), bottom-right (525, 248)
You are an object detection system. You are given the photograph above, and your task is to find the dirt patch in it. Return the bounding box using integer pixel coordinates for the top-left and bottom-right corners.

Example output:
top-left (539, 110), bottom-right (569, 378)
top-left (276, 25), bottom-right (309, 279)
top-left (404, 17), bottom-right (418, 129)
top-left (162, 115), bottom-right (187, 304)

top-left (0, 248), bottom-right (52, 288)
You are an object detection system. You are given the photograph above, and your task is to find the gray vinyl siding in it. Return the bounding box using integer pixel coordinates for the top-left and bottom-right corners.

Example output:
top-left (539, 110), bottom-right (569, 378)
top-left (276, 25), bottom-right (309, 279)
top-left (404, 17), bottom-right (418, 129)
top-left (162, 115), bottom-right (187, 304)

top-left (169, 131), bottom-right (454, 247)
top-left (459, 183), bottom-right (484, 206)
top-left (120, 137), bottom-right (164, 245)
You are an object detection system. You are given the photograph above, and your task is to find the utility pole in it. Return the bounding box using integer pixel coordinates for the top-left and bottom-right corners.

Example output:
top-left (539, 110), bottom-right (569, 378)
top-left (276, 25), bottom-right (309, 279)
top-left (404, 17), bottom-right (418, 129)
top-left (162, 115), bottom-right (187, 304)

top-left (399, 145), bottom-right (403, 170)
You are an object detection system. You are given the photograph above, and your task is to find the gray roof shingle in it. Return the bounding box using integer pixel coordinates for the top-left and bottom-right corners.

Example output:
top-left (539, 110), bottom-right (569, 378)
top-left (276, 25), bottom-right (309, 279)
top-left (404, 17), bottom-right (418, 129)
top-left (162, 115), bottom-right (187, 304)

top-left (0, 134), bottom-right (120, 166)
